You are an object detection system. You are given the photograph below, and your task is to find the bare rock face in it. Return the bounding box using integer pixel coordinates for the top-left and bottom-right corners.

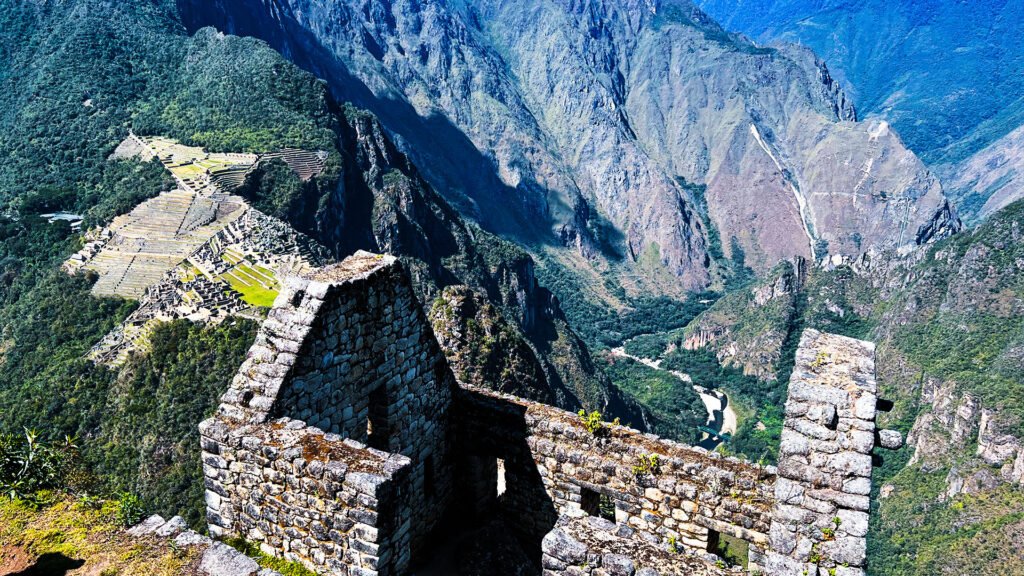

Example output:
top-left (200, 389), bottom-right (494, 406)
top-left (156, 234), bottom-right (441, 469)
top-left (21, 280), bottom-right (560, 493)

top-left (977, 409), bottom-right (1024, 485)
top-left (906, 378), bottom-right (1024, 493)
top-left (942, 123), bottom-right (1024, 224)
top-left (906, 379), bottom-right (980, 470)
top-left (178, 0), bottom-right (957, 295)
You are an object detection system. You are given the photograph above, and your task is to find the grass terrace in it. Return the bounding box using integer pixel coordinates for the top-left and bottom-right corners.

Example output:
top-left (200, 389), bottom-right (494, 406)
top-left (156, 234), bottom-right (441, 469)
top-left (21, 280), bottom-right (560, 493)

top-left (0, 494), bottom-right (201, 575)
top-left (218, 254), bottom-right (279, 308)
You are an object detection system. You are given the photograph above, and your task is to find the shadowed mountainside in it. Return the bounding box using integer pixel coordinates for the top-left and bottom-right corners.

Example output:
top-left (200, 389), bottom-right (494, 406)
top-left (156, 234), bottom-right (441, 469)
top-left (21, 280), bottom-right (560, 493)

top-left (178, 0), bottom-right (958, 299)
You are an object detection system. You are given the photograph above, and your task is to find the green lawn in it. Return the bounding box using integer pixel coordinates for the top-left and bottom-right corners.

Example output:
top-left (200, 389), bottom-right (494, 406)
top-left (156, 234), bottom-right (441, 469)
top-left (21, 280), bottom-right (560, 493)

top-left (220, 267), bottom-right (279, 307)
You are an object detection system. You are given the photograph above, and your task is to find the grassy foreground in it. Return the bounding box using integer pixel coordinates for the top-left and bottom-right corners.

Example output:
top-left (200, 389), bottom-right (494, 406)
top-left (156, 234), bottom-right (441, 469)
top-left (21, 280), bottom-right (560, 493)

top-left (0, 494), bottom-right (202, 575)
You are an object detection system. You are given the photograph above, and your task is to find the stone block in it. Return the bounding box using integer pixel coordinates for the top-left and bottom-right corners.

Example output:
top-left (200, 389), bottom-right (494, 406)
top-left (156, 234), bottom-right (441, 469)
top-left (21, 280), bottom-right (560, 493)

top-left (127, 514), bottom-right (166, 537)
top-left (820, 535), bottom-right (867, 567)
top-left (836, 510), bottom-right (869, 538)
top-left (155, 515), bottom-right (188, 538)
top-left (878, 429), bottom-right (904, 450)
top-left (602, 554), bottom-right (635, 576)
top-left (542, 529), bottom-right (588, 564)
top-left (827, 452), bottom-right (873, 478)
top-left (199, 542), bottom-right (260, 576)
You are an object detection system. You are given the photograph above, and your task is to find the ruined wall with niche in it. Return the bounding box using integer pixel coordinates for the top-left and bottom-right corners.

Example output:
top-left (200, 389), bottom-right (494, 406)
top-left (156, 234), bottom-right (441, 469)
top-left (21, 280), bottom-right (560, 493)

top-left (454, 385), bottom-right (776, 567)
top-left (763, 329), bottom-right (899, 576)
top-left (201, 253), bottom-right (901, 576)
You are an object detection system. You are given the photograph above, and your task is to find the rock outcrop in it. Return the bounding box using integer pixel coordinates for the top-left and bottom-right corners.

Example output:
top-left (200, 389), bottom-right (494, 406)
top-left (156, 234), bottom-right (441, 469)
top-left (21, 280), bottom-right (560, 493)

top-left (428, 285), bottom-right (554, 403)
top-left (127, 513), bottom-right (282, 576)
top-left (680, 259), bottom-right (806, 380)
top-left (906, 379), bottom-right (1024, 491)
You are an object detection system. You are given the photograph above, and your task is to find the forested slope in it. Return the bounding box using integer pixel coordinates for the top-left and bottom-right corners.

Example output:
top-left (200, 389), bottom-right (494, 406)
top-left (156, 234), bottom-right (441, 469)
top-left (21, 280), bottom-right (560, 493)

top-left (0, 0), bottom-right (645, 528)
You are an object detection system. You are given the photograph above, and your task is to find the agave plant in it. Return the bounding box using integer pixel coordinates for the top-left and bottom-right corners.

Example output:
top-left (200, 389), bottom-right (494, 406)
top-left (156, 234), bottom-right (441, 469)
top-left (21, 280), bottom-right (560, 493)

top-left (0, 428), bottom-right (78, 501)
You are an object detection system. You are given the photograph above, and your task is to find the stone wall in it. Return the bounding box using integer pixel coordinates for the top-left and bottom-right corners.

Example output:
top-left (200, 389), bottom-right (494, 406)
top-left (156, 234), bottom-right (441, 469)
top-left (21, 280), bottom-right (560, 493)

top-left (763, 329), bottom-right (901, 576)
top-left (454, 386), bottom-right (775, 569)
top-left (201, 253), bottom-right (900, 576)
top-left (200, 416), bottom-right (411, 573)
top-left (201, 252), bottom-right (456, 575)
top-left (541, 516), bottom-right (726, 576)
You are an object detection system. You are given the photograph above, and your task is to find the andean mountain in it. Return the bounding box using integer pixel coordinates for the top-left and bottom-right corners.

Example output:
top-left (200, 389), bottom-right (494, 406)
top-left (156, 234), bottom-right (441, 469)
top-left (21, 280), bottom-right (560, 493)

top-left (179, 0), bottom-right (958, 300)
top-left (0, 0), bottom-right (643, 527)
top-left (696, 0), bottom-right (1024, 224)
top-left (0, 1), bottom-right (1021, 575)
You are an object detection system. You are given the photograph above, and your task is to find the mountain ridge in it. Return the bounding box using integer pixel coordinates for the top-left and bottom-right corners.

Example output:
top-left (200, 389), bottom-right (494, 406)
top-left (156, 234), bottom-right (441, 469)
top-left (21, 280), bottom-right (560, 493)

top-left (178, 0), bottom-right (958, 302)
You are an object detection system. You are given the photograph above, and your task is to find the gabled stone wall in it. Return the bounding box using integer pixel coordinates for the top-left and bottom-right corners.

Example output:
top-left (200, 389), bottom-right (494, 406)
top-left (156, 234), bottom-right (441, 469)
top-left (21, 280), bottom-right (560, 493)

top-left (201, 252), bottom-right (456, 575)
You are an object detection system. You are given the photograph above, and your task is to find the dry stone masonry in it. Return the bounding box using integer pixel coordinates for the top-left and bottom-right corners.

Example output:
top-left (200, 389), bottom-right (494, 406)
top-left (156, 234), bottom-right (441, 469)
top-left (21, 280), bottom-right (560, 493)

top-left (202, 252), bottom-right (454, 575)
top-left (201, 254), bottom-right (902, 576)
top-left (763, 330), bottom-right (900, 576)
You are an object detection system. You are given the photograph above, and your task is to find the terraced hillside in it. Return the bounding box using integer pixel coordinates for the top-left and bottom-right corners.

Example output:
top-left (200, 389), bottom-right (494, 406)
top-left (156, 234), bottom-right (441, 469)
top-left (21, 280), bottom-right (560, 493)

top-left (67, 190), bottom-right (246, 298)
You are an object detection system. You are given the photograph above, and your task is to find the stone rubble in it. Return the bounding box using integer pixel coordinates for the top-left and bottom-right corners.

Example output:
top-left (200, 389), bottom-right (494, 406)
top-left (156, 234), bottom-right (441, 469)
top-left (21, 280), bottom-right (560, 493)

top-left (126, 513), bottom-right (280, 576)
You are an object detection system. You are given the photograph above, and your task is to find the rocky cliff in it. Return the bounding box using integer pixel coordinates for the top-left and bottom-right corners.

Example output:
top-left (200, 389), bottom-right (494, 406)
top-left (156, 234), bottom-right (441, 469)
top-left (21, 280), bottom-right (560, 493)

top-left (942, 122), bottom-right (1024, 224)
top-left (696, 0), bottom-right (1024, 164)
top-left (178, 0), bottom-right (957, 297)
top-left (239, 104), bottom-right (635, 415)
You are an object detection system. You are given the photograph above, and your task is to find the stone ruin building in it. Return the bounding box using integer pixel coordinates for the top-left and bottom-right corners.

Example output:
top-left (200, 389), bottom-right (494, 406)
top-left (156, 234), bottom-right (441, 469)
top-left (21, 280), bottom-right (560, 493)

top-left (200, 251), bottom-right (904, 576)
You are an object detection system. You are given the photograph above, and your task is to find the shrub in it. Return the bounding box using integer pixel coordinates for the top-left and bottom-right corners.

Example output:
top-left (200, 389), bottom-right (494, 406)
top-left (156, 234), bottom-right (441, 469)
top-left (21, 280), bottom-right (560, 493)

top-left (116, 492), bottom-right (145, 527)
top-left (578, 410), bottom-right (618, 436)
top-left (632, 453), bottom-right (661, 478)
top-left (0, 429), bottom-right (79, 501)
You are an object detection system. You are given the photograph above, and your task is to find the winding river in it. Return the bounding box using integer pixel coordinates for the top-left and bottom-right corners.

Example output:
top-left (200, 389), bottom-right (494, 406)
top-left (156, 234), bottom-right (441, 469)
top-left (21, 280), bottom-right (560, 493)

top-left (610, 347), bottom-right (737, 450)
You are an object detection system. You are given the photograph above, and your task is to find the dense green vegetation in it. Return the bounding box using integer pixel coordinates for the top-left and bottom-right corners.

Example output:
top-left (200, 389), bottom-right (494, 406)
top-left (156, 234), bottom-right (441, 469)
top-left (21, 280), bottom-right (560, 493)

top-left (0, 430), bottom-right (81, 502)
top-left (536, 266), bottom-right (719, 349)
top-left (660, 347), bottom-right (786, 462)
top-left (88, 319), bottom-right (257, 527)
top-left (869, 460), bottom-right (1024, 576)
top-left (0, 1), bottom-right (300, 522)
top-left (0, 202), bottom-right (256, 527)
top-left (610, 262), bottom-right (808, 462)
top-left (599, 355), bottom-right (705, 442)
top-left (0, 0), bottom-right (339, 208)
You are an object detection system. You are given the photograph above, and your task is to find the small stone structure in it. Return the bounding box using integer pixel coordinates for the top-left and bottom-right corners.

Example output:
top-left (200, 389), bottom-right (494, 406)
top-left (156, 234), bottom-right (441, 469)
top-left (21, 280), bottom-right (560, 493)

top-left (201, 254), bottom-right (902, 575)
top-left (202, 252), bottom-right (453, 574)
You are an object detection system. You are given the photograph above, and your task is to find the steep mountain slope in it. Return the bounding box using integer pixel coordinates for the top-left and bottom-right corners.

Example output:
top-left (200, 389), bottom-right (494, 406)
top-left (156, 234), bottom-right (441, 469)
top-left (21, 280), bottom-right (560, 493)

top-left (942, 119), bottom-right (1024, 224)
top-left (0, 0), bottom-right (648, 526)
top-left (179, 0), bottom-right (956, 299)
top-left (628, 199), bottom-right (1024, 574)
top-left (696, 0), bottom-right (1024, 165)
